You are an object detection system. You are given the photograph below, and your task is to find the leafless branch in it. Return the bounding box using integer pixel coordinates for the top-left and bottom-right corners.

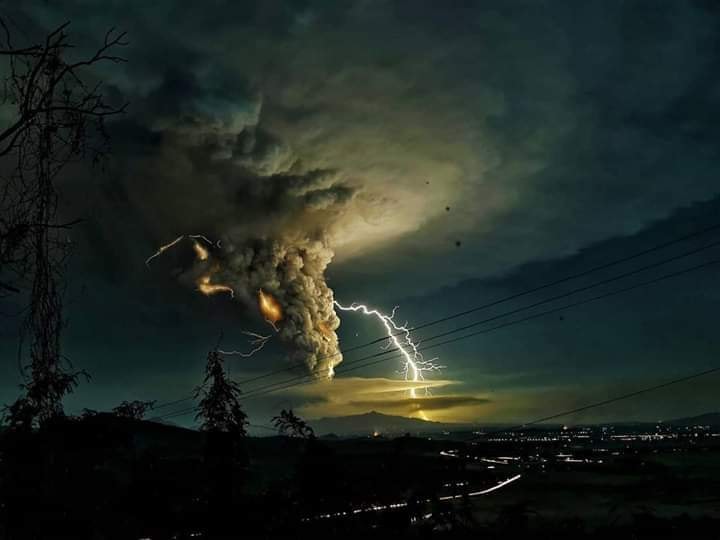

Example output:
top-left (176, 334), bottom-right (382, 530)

top-left (1, 17), bottom-right (127, 428)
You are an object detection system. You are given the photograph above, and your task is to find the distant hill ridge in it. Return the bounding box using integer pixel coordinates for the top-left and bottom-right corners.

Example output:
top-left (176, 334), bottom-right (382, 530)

top-left (666, 412), bottom-right (720, 427)
top-left (308, 410), bottom-right (463, 436)
top-left (306, 410), bottom-right (720, 436)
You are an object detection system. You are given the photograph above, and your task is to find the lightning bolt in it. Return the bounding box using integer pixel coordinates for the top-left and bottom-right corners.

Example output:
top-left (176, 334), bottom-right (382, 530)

top-left (145, 234), bottom-right (217, 266)
top-left (334, 301), bottom-right (443, 400)
top-left (145, 235), bottom-right (275, 357)
top-left (145, 235), bottom-right (185, 266)
top-left (146, 234), bottom-right (236, 298)
top-left (187, 234), bottom-right (217, 246)
top-left (218, 331), bottom-right (272, 357)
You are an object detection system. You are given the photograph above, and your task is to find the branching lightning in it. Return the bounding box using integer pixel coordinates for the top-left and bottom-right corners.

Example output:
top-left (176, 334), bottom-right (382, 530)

top-left (145, 234), bottom-right (216, 266)
top-left (187, 234), bottom-right (217, 246)
top-left (334, 301), bottom-right (444, 399)
top-left (145, 235), bottom-right (185, 266)
top-left (218, 331), bottom-right (272, 357)
top-left (145, 235), bottom-right (282, 349)
top-left (146, 234), bottom-right (236, 298)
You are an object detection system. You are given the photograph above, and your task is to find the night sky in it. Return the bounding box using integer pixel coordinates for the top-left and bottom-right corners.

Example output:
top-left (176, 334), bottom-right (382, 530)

top-left (2, 0), bottom-right (720, 430)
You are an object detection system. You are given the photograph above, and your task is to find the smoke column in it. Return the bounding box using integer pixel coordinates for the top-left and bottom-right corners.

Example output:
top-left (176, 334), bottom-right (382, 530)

top-left (133, 83), bottom-right (359, 377)
top-left (216, 236), bottom-right (342, 377)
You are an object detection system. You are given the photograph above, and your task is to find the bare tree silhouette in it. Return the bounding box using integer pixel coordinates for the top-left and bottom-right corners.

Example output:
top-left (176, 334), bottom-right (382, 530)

top-left (272, 408), bottom-right (315, 439)
top-left (0, 17), bottom-right (127, 428)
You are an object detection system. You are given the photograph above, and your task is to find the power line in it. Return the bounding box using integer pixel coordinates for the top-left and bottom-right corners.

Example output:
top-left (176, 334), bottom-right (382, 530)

top-left (479, 366), bottom-right (720, 436)
top-left (234, 253), bottom-right (720, 400)
top-left (157, 256), bottom-right (720, 419)
top-left (150, 224), bottom-right (720, 411)
top-left (162, 255), bottom-right (720, 413)
top-left (151, 396), bottom-right (197, 411)
top-left (157, 406), bottom-right (196, 420)
top-left (155, 403), bottom-right (277, 434)
top-left (165, 366), bottom-right (720, 433)
top-left (232, 222), bottom-right (720, 388)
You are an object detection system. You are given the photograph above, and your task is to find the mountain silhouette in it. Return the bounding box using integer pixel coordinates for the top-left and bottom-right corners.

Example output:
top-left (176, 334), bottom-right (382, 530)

top-left (308, 411), bottom-right (463, 436)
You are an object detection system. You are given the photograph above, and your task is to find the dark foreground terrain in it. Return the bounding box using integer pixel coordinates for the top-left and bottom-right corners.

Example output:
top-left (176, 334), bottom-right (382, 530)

top-left (1, 414), bottom-right (719, 539)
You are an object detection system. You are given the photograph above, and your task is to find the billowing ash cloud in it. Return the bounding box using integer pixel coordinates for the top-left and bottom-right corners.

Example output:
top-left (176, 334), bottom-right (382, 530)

top-left (218, 237), bottom-right (341, 376)
top-left (206, 165), bottom-right (351, 376)
top-left (136, 72), bottom-right (355, 376)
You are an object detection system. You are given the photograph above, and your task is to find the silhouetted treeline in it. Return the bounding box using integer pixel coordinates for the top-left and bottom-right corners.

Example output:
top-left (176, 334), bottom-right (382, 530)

top-left (3, 415), bottom-right (720, 539)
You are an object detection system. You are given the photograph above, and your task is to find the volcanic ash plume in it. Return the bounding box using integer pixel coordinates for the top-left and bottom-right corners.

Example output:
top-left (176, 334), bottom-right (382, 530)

top-left (134, 80), bottom-right (357, 377)
top-left (219, 236), bottom-right (342, 377)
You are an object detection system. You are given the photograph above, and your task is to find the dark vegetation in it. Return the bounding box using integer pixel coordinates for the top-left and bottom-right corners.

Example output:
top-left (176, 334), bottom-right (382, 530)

top-left (272, 408), bottom-right (315, 439)
top-left (2, 417), bottom-right (720, 539)
top-left (0, 15), bottom-right (126, 430)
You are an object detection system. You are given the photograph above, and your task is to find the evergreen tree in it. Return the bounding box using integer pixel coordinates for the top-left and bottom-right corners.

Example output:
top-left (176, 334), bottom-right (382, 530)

top-left (195, 349), bottom-right (247, 435)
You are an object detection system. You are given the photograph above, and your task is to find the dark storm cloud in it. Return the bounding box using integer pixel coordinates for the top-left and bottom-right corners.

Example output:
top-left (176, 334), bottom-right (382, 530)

top-left (11, 0), bottom-right (720, 288)
top-left (2, 0), bottom-right (720, 420)
top-left (393, 195), bottom-right (720, 422)
top-left (120, 73), bottom-right (358, 375)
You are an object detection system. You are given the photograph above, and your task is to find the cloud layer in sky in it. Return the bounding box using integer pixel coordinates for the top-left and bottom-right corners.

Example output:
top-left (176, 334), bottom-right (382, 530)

top-left (2, 1), bottom-right (720, 423)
